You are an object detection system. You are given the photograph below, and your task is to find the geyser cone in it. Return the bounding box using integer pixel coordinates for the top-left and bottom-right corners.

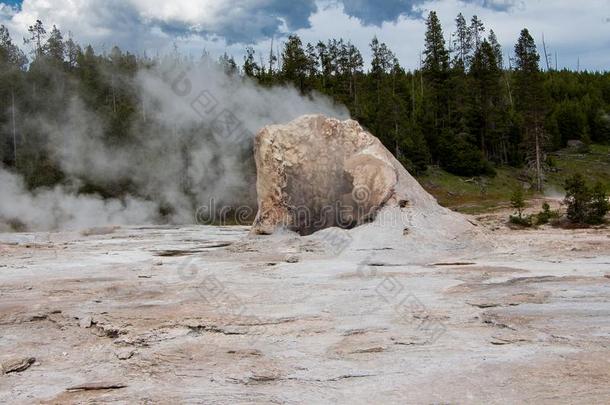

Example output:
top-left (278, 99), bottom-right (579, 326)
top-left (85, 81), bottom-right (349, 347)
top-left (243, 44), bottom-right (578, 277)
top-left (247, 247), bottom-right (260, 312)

top-left (251, 114), bottom-right (477, 247)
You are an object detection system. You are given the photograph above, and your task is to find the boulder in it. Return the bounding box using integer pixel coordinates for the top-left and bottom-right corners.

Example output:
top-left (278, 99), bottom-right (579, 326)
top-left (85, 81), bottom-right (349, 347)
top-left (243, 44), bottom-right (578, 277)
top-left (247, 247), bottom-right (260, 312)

top-left (251, 115), bottom-right (475, 243)
top-left (1, 357), bottom-right (35, 374)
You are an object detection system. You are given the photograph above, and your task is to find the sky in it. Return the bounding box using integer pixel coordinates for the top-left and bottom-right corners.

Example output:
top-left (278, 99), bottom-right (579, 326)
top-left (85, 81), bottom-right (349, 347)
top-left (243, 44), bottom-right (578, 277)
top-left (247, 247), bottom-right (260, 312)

top-left (0, 0), bottom-right (609, 71)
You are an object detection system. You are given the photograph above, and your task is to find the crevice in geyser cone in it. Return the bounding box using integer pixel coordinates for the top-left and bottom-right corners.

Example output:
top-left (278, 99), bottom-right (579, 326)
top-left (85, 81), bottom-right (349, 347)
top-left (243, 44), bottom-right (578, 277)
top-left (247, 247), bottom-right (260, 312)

top-left (284, 167), bottom-right (375, 236)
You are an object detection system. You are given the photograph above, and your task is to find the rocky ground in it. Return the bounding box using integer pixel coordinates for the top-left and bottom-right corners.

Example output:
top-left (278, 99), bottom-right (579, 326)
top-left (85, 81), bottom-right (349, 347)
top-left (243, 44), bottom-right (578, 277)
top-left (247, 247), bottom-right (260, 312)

top-left (0, 206), bottom-right (609, 404)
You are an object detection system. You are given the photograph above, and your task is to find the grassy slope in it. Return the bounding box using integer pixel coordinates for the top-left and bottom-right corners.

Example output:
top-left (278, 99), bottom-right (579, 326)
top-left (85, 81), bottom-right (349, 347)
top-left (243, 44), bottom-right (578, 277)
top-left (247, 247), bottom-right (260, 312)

top-left (417, 144), bottom-right (610, 214)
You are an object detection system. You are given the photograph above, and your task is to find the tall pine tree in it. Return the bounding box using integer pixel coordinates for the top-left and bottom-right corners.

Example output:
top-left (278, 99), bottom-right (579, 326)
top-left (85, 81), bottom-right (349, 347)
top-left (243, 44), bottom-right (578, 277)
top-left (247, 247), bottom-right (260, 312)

top-left (422, 11), bottom-right (450, 159)
top-left (514, 28), bottom-right (548, 191)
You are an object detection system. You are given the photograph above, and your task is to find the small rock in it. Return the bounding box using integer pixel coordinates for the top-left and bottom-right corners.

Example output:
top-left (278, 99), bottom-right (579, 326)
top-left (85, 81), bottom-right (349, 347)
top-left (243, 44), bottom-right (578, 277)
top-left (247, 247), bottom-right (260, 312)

top-left (79, 315), bottom-right (92, 328)
top-left (1, 357), bottom-right (35, 374)
top-left (115, 348), bottom-right (135, 360)
top-left (467, 301), bottom-right (500, 309)
top-left (352, 346), bottom-right (385, 354)
top-left (285, 256), bottom-right (300, 263)
top-left (490, 331), bottom-right (530, 345)
top-left (249, 372), bottom-right (280, 383)
top-left (227, 369), bottom-right (281, 385)
top-left (227, 349), bottom-right (262, 357)
top-left (81, 226), bottom-right (119, 237)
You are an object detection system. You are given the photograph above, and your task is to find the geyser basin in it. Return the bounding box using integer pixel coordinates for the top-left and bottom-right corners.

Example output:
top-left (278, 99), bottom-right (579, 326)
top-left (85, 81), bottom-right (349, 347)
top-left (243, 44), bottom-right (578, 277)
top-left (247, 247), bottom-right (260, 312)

top-left (251, 114), bottom-right (476, 241)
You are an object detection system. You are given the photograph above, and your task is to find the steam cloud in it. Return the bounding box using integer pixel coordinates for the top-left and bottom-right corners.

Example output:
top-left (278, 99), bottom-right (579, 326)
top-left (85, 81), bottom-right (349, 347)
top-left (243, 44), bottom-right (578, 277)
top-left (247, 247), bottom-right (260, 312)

top-left (0, 58), bottom-right (349, 232)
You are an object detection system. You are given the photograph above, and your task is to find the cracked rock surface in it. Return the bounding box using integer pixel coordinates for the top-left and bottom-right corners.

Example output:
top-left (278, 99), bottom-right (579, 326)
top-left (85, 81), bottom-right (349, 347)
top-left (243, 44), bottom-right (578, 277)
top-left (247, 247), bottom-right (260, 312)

top-left (1, 216), bottom-right (609, 403)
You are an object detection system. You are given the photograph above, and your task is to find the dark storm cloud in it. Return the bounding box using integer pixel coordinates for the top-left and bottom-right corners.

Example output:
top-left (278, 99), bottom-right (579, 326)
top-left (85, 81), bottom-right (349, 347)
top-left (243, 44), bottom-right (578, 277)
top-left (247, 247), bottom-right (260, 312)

top-left (339, 0), bottom-right (516, 26)
top-left (475, 0), bottom-right (517, 12)
top-left (340, 0), bottom-right (426, 25)
top-left (182, 0), bottom-right (318, 44)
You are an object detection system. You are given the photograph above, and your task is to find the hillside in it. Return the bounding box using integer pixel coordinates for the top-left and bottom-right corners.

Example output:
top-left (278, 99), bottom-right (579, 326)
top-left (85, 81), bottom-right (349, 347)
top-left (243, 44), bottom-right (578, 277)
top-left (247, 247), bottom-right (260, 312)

top-left (419, 144), bottom-right (610, 214)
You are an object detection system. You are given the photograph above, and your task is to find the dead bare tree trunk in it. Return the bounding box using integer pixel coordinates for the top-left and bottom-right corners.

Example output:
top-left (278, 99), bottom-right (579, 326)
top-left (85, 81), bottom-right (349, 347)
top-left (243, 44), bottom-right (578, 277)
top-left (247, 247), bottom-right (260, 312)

top-left (353, 76), bottom-right (359, 116)
top-left (259, 55), bottom-right (265, 76)
top-left (269, 37), bottom-right (274, 75)
top-left (531, 113), bottom-right (546, 193)
top-left (111, 75), bottom-right (117, 113)
top-left (535, 128), bottom-right (542, 192)
top-left (376, 76), bottom-right (380, 104)
top-left (419, 52), bottom-right (424, 99)
top-left (541, 34), bottom-right (551, 72)
top-left (353, 74), bottom-right (357, 103)
top-left (11, 87), bottom-right (17, 166)
top-left (504, 63), bottom-right (514, 109)
top-left (411, 73), bottom-right (416, 125)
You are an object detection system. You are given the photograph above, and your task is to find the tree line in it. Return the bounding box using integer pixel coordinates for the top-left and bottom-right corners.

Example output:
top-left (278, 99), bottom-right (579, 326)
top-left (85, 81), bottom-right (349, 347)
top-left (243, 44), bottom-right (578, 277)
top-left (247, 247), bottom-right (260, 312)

top-left (1, 12), bottom-right (609, 195)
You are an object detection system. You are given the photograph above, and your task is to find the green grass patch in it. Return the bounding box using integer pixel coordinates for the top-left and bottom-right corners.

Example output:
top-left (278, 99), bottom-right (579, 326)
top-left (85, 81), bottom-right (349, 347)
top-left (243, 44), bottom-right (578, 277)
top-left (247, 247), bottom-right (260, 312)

top-left (416, 143), bottom-right (610, 214)
top-left (546, 144), bottom-right (610, 192)
top-left (418, 166), bottom-right (529, 214)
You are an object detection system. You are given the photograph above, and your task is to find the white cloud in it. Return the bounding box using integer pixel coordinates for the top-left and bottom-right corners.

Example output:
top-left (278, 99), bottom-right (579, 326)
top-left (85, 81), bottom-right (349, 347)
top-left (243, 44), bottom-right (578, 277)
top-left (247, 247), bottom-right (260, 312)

top-left (0, 0), bottom-right (608, 71)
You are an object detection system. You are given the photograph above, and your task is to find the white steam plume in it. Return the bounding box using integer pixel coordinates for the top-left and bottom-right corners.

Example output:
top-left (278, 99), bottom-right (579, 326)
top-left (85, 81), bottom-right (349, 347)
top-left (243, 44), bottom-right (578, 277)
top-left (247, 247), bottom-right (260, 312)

top-left (0, 168), bottom-right (158, 232)
top-left (0, 58), bottom-right (349, 232)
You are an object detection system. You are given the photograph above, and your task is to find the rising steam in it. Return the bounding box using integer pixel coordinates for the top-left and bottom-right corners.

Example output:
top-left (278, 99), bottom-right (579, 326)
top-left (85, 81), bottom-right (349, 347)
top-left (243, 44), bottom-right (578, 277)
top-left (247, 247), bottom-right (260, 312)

top-left (0, 58), bottom-right (349, 232)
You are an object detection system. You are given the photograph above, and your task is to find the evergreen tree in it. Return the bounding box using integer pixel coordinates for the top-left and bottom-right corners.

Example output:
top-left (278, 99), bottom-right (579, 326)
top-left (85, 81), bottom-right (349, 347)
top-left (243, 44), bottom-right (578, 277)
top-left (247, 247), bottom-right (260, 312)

top-left (514, 28), bottom-right (548, 191)
top-left (281, 35), bottom-right (308, 92)
top-left (219, 53), bottom-right (237, 75)
top-left (44, 25), bottom-right (65, 63)
top-left (25, 19), bottom-right (46, 57)
top-left (488, 29), bottom-right (503, 69)
top-left (0, 25), bottom-right (27, 69)
top-left (510, 188), bottom-right (526, 219)
top-left (243, 47), bottom-right (259, 77)
top-left (370, 36), bottom-right (394, 75)
top-left (422, 11), bottom-right (450, 159)
top-left (470, 40), bottom-right (503, 157)
top-left (305, 43), bottom-right (319, 77)
top-left (423, 12), bottom-right (450, 74)
top-left (316, 41), bottom-right (331, 89)
top-left (64, 36), bottom-right (81, 70)
top-left (452, 13), bottom-right (472, 70)
top-left (344, 42), bottom-right (363, 102)
top-left (366, 37), bottom-right (398, 149)
top-left (370, 36), bottom-right (395, 103)
top-left (470, 15), bottom-right (485, 52)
